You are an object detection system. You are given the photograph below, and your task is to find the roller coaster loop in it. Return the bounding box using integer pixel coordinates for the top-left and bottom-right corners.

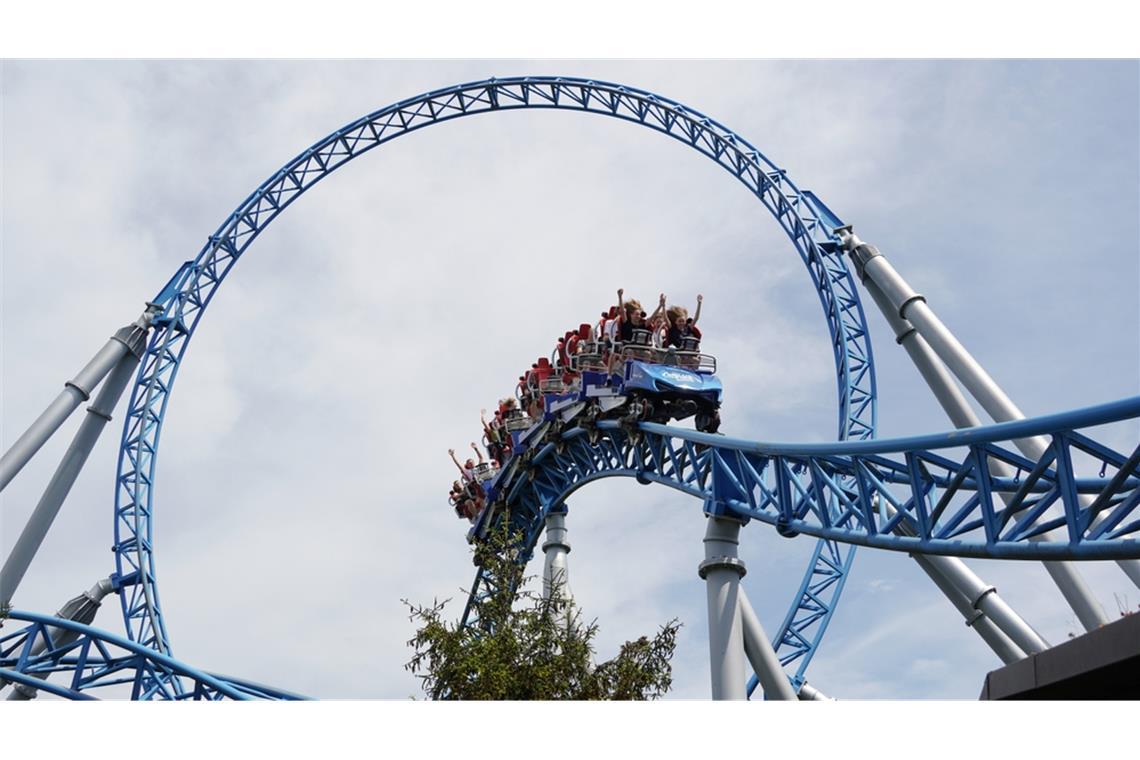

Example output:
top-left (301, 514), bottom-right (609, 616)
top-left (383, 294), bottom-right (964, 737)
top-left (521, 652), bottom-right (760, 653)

top-left (102, 76), bottom-right (877, 698)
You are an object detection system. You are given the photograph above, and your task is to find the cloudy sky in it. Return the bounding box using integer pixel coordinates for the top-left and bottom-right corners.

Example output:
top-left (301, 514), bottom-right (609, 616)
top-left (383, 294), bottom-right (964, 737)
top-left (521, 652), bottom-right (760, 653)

top-left (2, 60), bottom-right (1138, 700)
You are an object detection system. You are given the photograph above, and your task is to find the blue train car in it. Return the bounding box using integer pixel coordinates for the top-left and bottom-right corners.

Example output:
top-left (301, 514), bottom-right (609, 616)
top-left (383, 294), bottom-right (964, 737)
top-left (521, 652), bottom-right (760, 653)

top-left (536, 331), bottom-right (722, 434)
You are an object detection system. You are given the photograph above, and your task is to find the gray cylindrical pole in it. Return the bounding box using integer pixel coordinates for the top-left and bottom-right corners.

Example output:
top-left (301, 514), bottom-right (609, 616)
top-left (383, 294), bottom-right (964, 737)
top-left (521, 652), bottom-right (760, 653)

top-left (541, 509), bottom-right (590, 665)
top-left (1, 346), bottom-right (143, 607)
top-left (541, 510), bottom-right (573, 606)
top-left (910, 553), bottom-right (1026, 663)
top-left (859, 277), bottom-right (1047, 656)
top-left (1117, 557), bottom-right (1140, 589)
top-left (698, 515), bottom-right (747, 700)
top-left (0, 339), bottom-right (124, 494)
top-left (847, 233), bottom-right (1114, 630)
top-left (897, 511), bottom-right (1047, 654)
top-left (0, 309), bottom-right (155, 495)
top-left (865, 248), bottom-right (1138, 603)
top-left (737, 589), bottom-right (797, 700)
top-left (797, 681), bottom-right (832, 701)
top-left (2, 577), bottom-right (114, 700)
top-left (932, 553), bottom-right (1050, 654)
top-left (862, 277), bottom-right (978, 428)
top-left (538, 508), bottom-right (574, 628)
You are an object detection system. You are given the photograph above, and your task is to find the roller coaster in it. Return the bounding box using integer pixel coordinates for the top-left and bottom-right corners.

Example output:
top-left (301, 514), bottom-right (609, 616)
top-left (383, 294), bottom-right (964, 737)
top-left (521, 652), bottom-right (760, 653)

top-left (1, 76), bottom-right (1138, 700)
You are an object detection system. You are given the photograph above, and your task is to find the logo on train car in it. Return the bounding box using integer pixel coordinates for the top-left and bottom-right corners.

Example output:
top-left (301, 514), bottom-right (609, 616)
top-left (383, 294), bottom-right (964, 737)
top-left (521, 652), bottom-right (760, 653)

top-left (660, 369), bottom-right (700, 386)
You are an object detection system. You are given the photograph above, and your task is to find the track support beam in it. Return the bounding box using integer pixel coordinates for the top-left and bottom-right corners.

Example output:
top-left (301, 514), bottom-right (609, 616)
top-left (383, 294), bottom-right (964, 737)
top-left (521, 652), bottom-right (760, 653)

top-left (842, 229), bottom-right (1116, 631)
top-left (738, 589), bottom-right (797, 700)
top-left (797, 681), bottom-right (832, 700)
top-left (860, 275), bottom-right (1047, 657)
top-left (699, 514), bottom-right (747, 700)
top-left (2, 340), bottom-right (145, 607)
top-left (0, 308), bottom-right (156, 496)
top-left (1, 577), bottom-right (114, 700)
top-left (541, 508), bottom-right (573, 606)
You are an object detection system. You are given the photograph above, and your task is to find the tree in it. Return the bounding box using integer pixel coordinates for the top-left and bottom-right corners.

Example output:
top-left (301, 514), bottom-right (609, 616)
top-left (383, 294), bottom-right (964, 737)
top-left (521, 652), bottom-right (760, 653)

top-left (404, 526), bottom-right (680, 700)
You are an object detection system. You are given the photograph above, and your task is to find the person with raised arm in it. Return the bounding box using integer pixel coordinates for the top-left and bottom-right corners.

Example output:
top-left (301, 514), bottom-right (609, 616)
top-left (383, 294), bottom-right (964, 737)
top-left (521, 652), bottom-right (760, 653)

top-left (615, 289), bottom-right (648, 344)
top-left (470, 441), bottom-right (486, 465)
top-left (482, 407), bottom-right (508, 462)
top-left (665, 294), bottom-right (704, 348)
top-left (449, 447), bottom-right (476, 483)
top-left (648, 292), bottom-right (669, 346)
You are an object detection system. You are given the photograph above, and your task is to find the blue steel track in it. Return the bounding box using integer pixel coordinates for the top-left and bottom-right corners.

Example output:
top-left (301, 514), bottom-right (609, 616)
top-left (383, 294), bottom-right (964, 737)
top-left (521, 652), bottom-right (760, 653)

top-left (2, 76), bottom-right (1137, 699)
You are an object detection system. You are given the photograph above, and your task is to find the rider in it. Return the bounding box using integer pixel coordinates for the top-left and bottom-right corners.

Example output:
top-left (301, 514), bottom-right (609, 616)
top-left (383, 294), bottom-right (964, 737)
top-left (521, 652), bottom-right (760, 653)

top-left (449, 448), bottom-right (476, 483)
top-left (665, 294), bottom-right (703, 348)
top-left (615, 288), bottom-right (647, 344)
top-left (596, 306), bottom-right (617, 346)
top-left (481, 408), bottom-right (505, 462)
top-left (648, 293), bottom-right (669, 347)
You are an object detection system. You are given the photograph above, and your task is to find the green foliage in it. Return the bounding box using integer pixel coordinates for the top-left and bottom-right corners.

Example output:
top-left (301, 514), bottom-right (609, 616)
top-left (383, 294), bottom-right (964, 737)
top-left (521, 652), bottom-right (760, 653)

top-left (404, 526), bottom-right (680, 700)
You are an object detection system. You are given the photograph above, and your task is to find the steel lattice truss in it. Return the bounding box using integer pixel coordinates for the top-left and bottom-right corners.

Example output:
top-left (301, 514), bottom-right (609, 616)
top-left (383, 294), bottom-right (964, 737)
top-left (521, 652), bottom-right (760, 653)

top-left (463, 397), bottom-right (1140, 633)
top-left (547, 402), bottom-right (1135, 555)
top-left (0, 611), bottom-right (305, 700)
top-left (101, 76), bottom-right (877, 698)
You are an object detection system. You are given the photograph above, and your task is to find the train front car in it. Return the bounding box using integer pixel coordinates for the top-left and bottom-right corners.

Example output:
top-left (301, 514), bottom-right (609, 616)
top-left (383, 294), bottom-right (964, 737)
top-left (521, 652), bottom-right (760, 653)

top-left (618, 346), bottom-right (722, 433)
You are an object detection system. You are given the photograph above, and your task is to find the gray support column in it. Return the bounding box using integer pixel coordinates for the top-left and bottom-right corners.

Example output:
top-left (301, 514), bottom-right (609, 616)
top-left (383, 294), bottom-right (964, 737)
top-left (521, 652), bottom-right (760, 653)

top-left (541, 509), bottom-right (573, 606)
top-left (0, 308), bottom-right (156, 495)
top-left (910, 554), bottom-right (1026, 663)
top-left (862, 277), bottom-right (977, 429)
top-left (1, 343), bottom-right (144, 607)
top-left (863, 277), bottom-right (1048, 655)
top-left (2, 577), bottom-right (114, 700)
top-left (843, 230), bottom-right (1115, 630)
top-left (737, 589), bottom-right (797, 700)
top-left (796, 681), bottom-right (832, 701)
top-left (928, 553), bottom-right (1049, 655)
top-left (896, 500), bottom-right (1048, 654)
top-left (698, 515), bottom-right (747, 700)
top-left (1116, 555), bottom-right (1140, 589)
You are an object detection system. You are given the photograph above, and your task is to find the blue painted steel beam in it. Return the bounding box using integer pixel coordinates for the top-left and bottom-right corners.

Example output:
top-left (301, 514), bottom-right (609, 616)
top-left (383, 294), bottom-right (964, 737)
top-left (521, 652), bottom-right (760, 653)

top-left (0, 610), bottom-right (305, 700)
top-left (463, 397), bottom-right (1138, 610)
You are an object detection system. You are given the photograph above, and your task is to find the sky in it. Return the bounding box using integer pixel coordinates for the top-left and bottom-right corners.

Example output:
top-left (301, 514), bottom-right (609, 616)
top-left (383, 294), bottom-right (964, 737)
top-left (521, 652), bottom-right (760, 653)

top-left (1, 60), bottom-right (1138, 701)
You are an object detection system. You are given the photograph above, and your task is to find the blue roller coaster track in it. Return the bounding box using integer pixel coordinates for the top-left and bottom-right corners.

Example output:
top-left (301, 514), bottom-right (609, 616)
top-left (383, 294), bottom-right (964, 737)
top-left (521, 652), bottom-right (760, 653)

top-left (0, 610), bottom-right (303, 700)
top-left (2, 76), bottom-right (1137, 700)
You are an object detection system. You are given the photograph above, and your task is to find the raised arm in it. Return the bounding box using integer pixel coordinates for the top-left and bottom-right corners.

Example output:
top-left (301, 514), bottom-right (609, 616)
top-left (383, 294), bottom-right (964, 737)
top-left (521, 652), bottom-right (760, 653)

top-left (470, 441), bottom-right (486, 464)
top-left (616, 287), bottom-right (625, 314)
top-left (448, 448), bottom-right (464, 475)
top-left (693, 293), bottom-right (703, 324)
top-left (649, 292), bottom-right (667, 323)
